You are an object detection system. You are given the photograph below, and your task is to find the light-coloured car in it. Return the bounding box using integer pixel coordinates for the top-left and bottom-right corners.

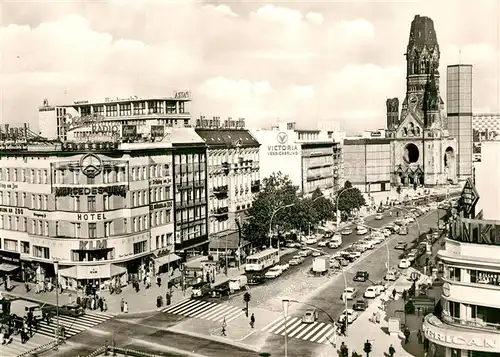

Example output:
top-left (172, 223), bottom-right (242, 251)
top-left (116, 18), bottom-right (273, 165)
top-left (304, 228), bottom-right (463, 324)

top-left (341, 287), bottom-right (358, 301)
top-left (289, 258), bottom-right (301, 266)
top-left (328, 241), bottom-right (341, 249)
top-left (399, 259), bottom-right (411, 269)
top-left (318, 241), bottom-right (327, 247)
top-left (382, 229), bottom-right (391, 237)
top-left (338, 309), bottom-right (359, 324)
top-left (279, 263), bottom-right (290, 271)
top-left (357, 227), bottom-right (368, 235)
top-left (364, 286), bottom-right (380, 299)
top-left (302, 309), bottom-right (319, 324)
top-left (375, 213), bottom-right (384, 220)
top-left (341, 229), bottom-right (352, 235)
top-left (349, 251), bottom-right (361, 260)
top-left (407, 252), bottom-right (417, 262)
top-left (265, 267), bottom-right (282, 279)
top-left (385, 270), bottom-right (398, 281)
top-left (405, 215), bottom-right (415, 223)
top-left (306, 238), bottom-right (317, 245)
top-left (312, 251), bottom-right (322, 257)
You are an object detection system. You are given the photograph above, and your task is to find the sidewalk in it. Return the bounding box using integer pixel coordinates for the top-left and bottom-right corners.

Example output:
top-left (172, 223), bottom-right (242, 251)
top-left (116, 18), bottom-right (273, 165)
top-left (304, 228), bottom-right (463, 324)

top-left (315, 268), bottom-right (430, 357)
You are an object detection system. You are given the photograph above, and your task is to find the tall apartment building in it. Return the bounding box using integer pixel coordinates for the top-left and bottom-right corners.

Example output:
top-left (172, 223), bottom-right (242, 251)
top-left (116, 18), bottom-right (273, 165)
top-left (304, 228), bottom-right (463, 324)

top-left (447, 65), bottom-right (473, 180)
top-left (473, 113), bottom-right (500, 141)
top-left (37, 92), bottom-right (192, 141)
top-left (425, 141), bottom-right (500, 357)
top-left (195, 116), bottom-right (246, 130)
top-left (0, 123), bottom-right (208, 290)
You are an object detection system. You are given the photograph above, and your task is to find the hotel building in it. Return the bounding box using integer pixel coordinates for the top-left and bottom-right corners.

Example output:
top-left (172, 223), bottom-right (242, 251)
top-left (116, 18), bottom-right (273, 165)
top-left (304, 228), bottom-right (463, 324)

top-left (424, 140), bottom-right (500, 357)
top-left (195, 128), bottom-right (259, 259)
top-left (37, 91), bottom-right (192, 141)
top-left (251, 122), bottom-right (342, 197)
top-left (0, 125), bottom-right (208, 291)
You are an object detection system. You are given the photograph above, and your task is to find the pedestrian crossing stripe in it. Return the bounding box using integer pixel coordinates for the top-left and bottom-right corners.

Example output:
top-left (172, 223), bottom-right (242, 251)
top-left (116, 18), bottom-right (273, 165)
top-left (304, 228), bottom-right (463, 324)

top-left (0, 311), bottom-right (116, 357)
top-left (262, 317), bottom-right (336, 345)
top-left (161, 299), bottom-right (244, 323)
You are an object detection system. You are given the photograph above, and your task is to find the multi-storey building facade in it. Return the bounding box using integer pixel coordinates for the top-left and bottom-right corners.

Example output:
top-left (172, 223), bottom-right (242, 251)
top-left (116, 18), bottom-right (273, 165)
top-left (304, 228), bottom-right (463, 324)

top-left (473, 113), bottom-right (500, 141)
top-left (195, 129), bottom-right (260, 237)
top-left (251, 122), bottom-right (342, 196)
top-left (447, 64), bottom-right (473, 180)
top-left (424, 141), bottom-right (500, 357)
top-left (38, 92), bottom-right (192, 141)
top-left (195, 116), bottom-right (246, 130)
top-left (0, 127), bottom-right (207, 291)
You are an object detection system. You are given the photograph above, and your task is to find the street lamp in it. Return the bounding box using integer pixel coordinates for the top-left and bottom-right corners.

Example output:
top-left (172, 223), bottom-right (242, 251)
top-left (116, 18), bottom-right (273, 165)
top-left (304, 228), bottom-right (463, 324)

top-left (359, 223), bottom-right (391, 274)
top-left (335, 187), bottom-right (359, 227)
top-left (269, 203), bottom-right (295, 249)
top-left (53, 260), bottom-right (60, 347)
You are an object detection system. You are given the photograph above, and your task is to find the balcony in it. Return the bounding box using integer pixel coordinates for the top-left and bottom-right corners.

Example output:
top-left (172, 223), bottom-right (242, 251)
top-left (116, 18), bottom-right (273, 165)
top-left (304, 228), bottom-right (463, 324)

top-left (222, 162), bottom-right (230, 175)
top-left (175, 198), bottom-right (206, 209)
top-left (442, 313), bottom-right (500, 332)
top-left (251, 180), bottom-right (260, 193)
top-left (213, 207), bottom-right (229, 220)
top-left (213, 185), bottom-right (229, 198)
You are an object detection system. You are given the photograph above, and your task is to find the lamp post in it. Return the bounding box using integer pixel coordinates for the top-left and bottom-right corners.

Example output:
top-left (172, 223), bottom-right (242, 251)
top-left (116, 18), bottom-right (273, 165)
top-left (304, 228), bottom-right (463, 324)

top-left (282, 299), bottom-right (338, 349)
top-left (335, 187), bottom-right (359, 227)
top-left (269, 203), bottom-right (295, 249)
top-left (53, 260), bottom-right (60, 346)
top-left (359, 223), bottom-right (391, 275)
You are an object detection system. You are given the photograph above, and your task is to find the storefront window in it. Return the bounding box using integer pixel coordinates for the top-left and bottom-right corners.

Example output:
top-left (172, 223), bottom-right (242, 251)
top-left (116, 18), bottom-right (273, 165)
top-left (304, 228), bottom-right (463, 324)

top-left (33, 245), bottom-right (50, 259)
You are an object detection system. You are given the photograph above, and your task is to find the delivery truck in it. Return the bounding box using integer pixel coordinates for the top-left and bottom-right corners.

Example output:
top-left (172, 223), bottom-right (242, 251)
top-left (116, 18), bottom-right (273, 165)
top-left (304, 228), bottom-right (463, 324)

top-left (312, 256), bottom-right (329, 275)
top-left (229, 275), bottom-right (248, 291)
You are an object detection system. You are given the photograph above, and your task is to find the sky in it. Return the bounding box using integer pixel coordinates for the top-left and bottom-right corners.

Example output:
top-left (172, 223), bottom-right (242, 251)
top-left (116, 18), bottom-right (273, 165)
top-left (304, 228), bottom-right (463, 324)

top-left (1, 0), bottom-right (499, 133)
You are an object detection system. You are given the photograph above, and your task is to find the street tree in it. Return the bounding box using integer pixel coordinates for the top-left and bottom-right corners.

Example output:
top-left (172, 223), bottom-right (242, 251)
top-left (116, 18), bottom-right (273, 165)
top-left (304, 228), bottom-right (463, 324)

top-left (243, 292), bottom-right (251, 317)
top-left (336, 181), bottom-right (366, 218)
top-left (243, 172), bottom-right (299, 247)
top-left (310, 188), bottom-right (336, 223)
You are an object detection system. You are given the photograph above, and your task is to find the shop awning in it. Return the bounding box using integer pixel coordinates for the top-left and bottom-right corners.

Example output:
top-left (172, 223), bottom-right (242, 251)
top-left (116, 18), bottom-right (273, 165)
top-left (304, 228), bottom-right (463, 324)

top-left (154, 253), bottom-right (181, 268)
top-left (0, 263), bottom-right (19, 272)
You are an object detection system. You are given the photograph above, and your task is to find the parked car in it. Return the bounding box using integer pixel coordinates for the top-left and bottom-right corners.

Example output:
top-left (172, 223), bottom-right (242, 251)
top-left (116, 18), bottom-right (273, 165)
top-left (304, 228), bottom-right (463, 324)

top-left (318, 241), bottom-right (327, 247)
top-left (407, 252), bottom-right (417, 262)
top-left (42, 303), bottom-right (84, 318)
top-left (341, 229), bottom-right (353, 235)
top-left (349, 251), bottom-right (361, 260)
top-left (395, 241), bottom-right (407, 250)
top-left (312, 251), bottom-right (322, 257)
top-left (353, 300), bottom-right (368, 311)
top-left (356, 227), bottom-right (368, 235)
top-left (364, 286), bottom-right (380, 299)
top-left (353, 271), bottom-right (369, 282)
top-left (399, 259), bottom-right (411, 269)
top-left (375, 213), bottom-right (384, 220)
top-left (265, 267), bottom-right (283, 279)
top-left (341, 287), bottom-right (358, 301)
top-left (385, 270), bottom-right (398, 281)
top-left (279, 263), bottom-right (290, 271)
top-left (382, 229), bottom-right (392, 237)
top-left (247, 274), bottom-right (266, 285)
top-left (338, 309), bottom-right (359, 324)
top-left (328, 241), bottom-right (341, 249)
top-left (289, 258), bottom-right (301, 266)
top-left (211, 285), bottom-right (230, 298)
top-left (302, 309), bottom-right (319, 324)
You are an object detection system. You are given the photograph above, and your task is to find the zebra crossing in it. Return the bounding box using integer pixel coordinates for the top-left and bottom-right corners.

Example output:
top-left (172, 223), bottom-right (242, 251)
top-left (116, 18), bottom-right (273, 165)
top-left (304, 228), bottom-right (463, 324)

top-left (161, 298), bottom-right (244, 323)
top-left (262, 317), bottom-right (337, 345)
top-left (0, 311), bottom-right (116, 357)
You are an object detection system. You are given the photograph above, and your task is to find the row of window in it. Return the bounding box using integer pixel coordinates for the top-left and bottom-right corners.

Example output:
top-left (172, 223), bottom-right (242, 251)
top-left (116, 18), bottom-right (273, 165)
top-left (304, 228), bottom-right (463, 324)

top-left (445, 265), bottom-right (500, 286)
top-left (86, 101), bottom-right (182, 117)
top-left (54, 167), bottom-right (127, 185)
top-left (0, 192), bottom-right (48, 210)
top-left (155, 233), bottom-right (174, 250)
top-left (0, 168), bottom-right (49, 184)
top-left (1, 239), bottom-right (50, 259)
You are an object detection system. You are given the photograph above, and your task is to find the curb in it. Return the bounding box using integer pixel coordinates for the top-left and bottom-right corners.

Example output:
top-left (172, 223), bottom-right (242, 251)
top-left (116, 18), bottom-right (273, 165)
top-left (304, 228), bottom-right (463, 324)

top-left (167, 327), bottom-right (261, 352)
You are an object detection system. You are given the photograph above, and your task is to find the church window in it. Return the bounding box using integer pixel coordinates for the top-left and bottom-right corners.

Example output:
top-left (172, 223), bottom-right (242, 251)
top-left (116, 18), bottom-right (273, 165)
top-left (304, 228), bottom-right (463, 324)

top-left (416, 127), bottom-right (421, 136)
top-left (403, 127), bottom-right (408, 136)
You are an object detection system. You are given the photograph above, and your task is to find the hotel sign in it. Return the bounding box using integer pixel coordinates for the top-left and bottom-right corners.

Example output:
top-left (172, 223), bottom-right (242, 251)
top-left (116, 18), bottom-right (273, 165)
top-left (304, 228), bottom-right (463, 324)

top-left (79, 239), bottom-right (107, 250)
top-left (461, 178), bottom-right (479, 215)
top-left (54, 185), bottom-right (127, 197)
top-left (267, 132), bottom-right (299, 156)
top-left (77, 213), bottom-right (108, 221)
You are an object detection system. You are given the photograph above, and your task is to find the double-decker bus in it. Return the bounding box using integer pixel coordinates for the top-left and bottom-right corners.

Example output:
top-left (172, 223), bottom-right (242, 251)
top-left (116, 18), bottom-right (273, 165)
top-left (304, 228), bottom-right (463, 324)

top-left (245, 248), bottom-right (279, 272)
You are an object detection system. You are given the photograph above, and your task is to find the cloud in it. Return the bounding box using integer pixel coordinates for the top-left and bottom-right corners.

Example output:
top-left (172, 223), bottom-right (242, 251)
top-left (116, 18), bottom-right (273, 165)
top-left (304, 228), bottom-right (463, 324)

top-left (1, 0), bottom-right (498, 133)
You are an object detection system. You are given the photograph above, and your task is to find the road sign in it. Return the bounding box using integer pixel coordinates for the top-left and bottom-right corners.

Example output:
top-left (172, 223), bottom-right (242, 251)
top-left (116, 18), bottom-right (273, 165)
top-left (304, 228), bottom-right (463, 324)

top-left (410, 271), bottom-right (420, 282)
top-left (461, 178), bottom-right (479, 215)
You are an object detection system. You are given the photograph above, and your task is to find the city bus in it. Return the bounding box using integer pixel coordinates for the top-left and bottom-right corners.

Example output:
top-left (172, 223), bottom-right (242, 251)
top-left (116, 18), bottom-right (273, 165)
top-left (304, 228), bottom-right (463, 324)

top-left (245, 248), bottom-right (279, 272)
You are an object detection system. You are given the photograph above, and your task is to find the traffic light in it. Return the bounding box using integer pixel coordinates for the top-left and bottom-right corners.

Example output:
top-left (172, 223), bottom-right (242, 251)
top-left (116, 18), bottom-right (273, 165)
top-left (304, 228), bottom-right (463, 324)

top-left (364, 341), bottom-right (372, 356)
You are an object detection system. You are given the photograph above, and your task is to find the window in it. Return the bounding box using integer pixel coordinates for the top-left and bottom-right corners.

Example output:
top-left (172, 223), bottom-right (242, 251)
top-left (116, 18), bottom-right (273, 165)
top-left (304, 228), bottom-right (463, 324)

top-left (133, 241), bottom-right (147, 254)
top-left (133, 217), bottom-right (138, 232)
top-left (103, 195), bottom-right (110, 210)
top-left (119, 103), bottom-right (131, 116)
top-left (74, 196), bottom-right (80, 211)
top-left (104, 221), bottom-right (111, 237)
top-left (21, 241), bottom-right (30, 254)
top-left (89, 223), bottom-right (97, 238)
top-left (88, 196), bottom-right (96, 212)
top-left (4, 239), bottom-right (18, 252)
top-left (72, 222), bottom-right (81, 238)
top-left (107, 104), bottom-right (118, 117)
top-left (133, 101), bottom-right (146, 115)
top-left (43, 195), bottom-right (48, 210)
top-left (33, 245), bottom-right (50, 259)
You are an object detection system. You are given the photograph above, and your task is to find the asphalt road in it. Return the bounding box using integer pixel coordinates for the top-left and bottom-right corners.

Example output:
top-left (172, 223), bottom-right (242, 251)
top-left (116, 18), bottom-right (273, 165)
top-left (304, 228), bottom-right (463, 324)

top-left (261, 207), bottom-right (444, 357)
top-left (43, 312), bottom-right (258, 357)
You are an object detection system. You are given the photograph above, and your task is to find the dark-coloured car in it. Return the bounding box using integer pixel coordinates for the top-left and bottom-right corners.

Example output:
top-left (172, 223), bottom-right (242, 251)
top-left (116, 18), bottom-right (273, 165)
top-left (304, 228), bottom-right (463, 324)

top-left (395, 241), bottom-right (407, 250)
top-left (353, 271), bottom-right (369, 282)
top-left (247, 274), bottom-right (266, 285)
top-left (42, 303), bottom-right (85, 318)
top-left (211, 285), bottom-right (230, 298)
top-left (353, 299), bottom-right (368, 311)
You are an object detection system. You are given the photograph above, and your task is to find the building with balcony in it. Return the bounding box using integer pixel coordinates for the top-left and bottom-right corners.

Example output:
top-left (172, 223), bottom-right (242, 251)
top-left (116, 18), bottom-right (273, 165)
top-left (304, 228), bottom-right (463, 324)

top-left (37, 91), bottom-right (192, 141)
top-left (0, 127), bottom-right (207, 291)
top-left (424, 141), bottom-right (500, 357)
top-left (195, 116), bottom-right (246, 129)
top-left (194, 129), bottom-right (259, 254)
top-left (251, 122), bottom-right (341, 196)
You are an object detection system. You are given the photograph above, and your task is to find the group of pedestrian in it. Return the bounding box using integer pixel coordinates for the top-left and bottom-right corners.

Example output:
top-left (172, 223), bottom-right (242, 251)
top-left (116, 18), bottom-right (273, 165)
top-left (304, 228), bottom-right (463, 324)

top-left (120, 298), bottom-right (129, 313)
top-left (77, 295), bottom-right (108, 312)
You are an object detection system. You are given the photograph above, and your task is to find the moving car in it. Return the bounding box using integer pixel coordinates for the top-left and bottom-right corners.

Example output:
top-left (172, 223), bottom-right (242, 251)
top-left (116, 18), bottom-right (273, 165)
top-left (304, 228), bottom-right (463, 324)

top-left (353, 300), bottom-right (368, 311)
top-left (192, 282), bottom-right (212, 298)
top-left (341, 287), bottom-right (358, 301)
top-left (405, 215), bottom-right (415, 223)
top-left (385, 270), bottom-right (398, 281)
top-left (338, 309), bottom-right (359, 324)
top-left (289, 257), bottom-right (303, 266)
top-left (247, 274), bottom-right (266, 285)
top-left (356, 227), bottom-right (368, 235)
top-left (395, 241), bottom-right (407, 250)
top-left (399, 259), bottom-right (411, 269)
top-left (299, 249), bottom-right (313, 257)
top-left (211, 285), bottom-right (230, 298)
top-left (407, 252), bottom-right (417, 262)
top-left (364, 286), bottom-right (380, 299)
top-left (302, 309), bottom-right (319, 324)
top-left (375, 213), bottom-right (384, 220)
top-left (279, 263), bottom-right (290, 271)
top-left (318, 241), bottom-right (328, 247)
top-left (306, 237), bottom-right (317, 245)
top-left (353, 271), bottom-right (369, 282)
top-left (341, 229), bottom-right (352, 235)
top-left (265, 267), bottom-right (283, 279)
top-left (349, 251), bottom-right (361, 260)
top-left (328, 241), bottom-right (341, 249)
top-left (42, 303), bottom-right (84, 318)
top-left (382, 229), bottom-right (391, 237)
top-left (312, 251), bottom-right (322, 257)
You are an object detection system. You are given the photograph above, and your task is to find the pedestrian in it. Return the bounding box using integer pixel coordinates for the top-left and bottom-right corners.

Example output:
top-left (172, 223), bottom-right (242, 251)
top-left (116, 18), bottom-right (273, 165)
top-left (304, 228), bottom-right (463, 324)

top-left (376, 310), bottom-right (381, 324)
top-left (157, 276), bottom-right (162, 287)
top-left (392, 288), bottom-right (396, 299)
top-left (389, 344), bottom-right (395, 357)
top-left (340, 341), bottom-right (348, 357)
top-left (250, 313), bottom-right (255, 328)
top-left (417, 329), bottom-right (423, 344)
top-left (123, 301), bottom-right (129, 313)
top-left (45, 312), bottom-right (51, 325)
top-left (221, 317), bottom-right (227, 336)
top-left (404, 327), bottom-right (410, 344)
top-left (103, 298), bottom-right (108, 312)
top-left (120, 298), bottom-right (124, 313)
